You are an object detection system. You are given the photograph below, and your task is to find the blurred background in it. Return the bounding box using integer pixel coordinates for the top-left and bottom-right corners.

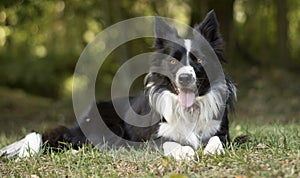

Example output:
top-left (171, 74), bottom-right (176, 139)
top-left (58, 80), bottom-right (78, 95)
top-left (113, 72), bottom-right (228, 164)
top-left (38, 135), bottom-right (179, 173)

top-left (0, 0), bottom-right (299, 135)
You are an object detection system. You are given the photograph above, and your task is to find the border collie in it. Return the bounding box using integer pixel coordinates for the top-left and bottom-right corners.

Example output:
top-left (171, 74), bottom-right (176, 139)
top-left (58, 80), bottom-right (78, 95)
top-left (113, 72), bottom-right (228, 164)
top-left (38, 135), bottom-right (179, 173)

top-left (0, 10), bottom-right (236, 160)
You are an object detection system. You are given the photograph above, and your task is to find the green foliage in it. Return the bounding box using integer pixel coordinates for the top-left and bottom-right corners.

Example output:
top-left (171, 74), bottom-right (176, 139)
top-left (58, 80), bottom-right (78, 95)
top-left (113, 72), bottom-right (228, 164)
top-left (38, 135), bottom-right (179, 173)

top-left (0, 0), bottom-right (115, 98)
top-left (0, 0), bottom-right (300, 99)
top-left (234, 0), bottom-right (277, 65)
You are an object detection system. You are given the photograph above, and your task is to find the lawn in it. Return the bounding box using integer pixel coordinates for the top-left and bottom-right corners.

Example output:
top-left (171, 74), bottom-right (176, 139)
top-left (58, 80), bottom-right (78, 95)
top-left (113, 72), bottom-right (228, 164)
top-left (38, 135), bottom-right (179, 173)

top-left (0, 122), bottom-right (299, 177)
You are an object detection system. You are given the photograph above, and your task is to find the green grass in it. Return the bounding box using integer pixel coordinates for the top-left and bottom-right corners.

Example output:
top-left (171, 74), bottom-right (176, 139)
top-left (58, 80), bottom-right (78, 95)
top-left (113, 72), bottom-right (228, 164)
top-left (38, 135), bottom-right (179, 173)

top-left (0, 123), bottom-right (299, 177)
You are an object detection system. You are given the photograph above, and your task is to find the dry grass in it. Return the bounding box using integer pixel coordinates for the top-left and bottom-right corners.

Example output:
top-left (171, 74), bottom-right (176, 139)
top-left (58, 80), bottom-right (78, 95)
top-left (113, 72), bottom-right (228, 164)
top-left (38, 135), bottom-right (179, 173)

top-left (0, 123), bottom-right (299, 177)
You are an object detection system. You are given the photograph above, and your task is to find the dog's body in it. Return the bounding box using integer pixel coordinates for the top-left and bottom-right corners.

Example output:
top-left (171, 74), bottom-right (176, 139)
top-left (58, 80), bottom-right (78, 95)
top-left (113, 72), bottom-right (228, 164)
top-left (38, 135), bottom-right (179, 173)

top-left (1, 10), bottom-right (236, 160)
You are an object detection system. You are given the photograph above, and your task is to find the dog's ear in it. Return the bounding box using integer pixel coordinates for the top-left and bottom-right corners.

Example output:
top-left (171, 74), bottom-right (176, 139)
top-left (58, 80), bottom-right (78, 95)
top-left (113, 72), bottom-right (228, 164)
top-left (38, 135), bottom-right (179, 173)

top-left (153, 16), bottom-right (178, 50)
top-left (194, 10), bottom-right (225, 62)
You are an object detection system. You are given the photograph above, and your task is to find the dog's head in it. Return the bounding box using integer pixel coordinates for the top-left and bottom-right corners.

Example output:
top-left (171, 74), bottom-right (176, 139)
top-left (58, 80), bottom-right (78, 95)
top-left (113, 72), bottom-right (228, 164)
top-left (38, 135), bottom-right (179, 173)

top-left (149, 10), bottom-right (225, 108)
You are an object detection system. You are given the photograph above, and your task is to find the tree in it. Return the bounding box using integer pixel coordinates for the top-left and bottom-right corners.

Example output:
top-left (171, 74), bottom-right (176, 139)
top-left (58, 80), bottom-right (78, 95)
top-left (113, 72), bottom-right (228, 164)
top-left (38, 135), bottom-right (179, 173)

top-left (275, 0), bottom-right (289, 67)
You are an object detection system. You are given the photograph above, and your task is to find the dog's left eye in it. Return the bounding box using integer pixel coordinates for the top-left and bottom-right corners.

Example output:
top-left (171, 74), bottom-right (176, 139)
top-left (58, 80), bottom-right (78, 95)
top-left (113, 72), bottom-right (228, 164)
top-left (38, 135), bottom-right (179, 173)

top-left (170, 59), bottom-right (177, 64)
top-left (189, 52), bottom-right (203, 64)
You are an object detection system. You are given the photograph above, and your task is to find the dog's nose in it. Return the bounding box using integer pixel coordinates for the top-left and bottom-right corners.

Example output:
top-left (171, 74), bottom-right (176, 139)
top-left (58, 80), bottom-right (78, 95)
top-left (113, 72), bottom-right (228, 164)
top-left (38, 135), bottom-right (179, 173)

top-left (178, 73), bottom-right (194, 86)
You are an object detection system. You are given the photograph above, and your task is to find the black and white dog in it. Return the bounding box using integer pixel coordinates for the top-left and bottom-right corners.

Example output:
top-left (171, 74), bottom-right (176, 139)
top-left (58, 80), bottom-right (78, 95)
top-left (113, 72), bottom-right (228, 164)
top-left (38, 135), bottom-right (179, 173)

top-left (0, 10), bottom-right (236, 160)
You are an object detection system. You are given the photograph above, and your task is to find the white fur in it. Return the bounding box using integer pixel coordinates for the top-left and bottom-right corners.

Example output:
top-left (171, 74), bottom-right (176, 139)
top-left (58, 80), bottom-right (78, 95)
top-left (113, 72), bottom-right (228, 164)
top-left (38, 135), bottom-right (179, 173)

top-left (184, 39), bottom-right (192, 65)
top-left (0, 132), bottom-right (42, 159)
top-left (228, 81), bottom-right (237, 100)
top-left (184, 39), bottom-right (191, 52)
top-left (18, 132), bottom-right (42, 158)
top-left (163, 141), bottom-right (195, 160)
top-left (203, 136), bottom-right (225, 155)
top-left (149, 83), bottom-right (227, 149)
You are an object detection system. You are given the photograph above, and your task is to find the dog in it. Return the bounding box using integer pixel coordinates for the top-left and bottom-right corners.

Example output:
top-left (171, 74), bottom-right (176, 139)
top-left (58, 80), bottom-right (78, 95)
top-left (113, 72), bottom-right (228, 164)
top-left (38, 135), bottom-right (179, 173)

top-left (0, 10), bottom-right (236, 160)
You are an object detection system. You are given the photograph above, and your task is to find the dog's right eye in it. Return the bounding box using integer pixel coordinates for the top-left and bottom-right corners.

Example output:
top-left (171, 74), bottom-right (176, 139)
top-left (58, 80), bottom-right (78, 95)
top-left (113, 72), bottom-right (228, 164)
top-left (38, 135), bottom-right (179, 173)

top-left (197, 58), bottom-right (203, 64)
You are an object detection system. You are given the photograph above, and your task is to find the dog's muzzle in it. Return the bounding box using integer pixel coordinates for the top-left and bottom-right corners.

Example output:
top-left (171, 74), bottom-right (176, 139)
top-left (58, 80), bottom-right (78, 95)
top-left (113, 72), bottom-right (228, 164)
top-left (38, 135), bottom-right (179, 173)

top-left (175, 66), bottom-right (196, 89)
top-left (175, 66), bottom-right (197, 108)
top-left (178, 73), bottom-right (195, 87)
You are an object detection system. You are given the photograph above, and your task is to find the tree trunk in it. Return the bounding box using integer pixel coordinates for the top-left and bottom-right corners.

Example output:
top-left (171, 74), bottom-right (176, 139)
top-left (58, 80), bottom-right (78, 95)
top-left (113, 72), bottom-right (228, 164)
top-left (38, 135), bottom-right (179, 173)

top-left (275, 0), bottom-right (289, 67)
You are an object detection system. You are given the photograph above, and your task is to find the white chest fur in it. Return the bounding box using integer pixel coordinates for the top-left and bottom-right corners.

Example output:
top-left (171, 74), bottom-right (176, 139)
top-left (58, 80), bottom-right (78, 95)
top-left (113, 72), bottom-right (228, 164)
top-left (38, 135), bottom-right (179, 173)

top-left (150, 89), bottom-right (224, 149)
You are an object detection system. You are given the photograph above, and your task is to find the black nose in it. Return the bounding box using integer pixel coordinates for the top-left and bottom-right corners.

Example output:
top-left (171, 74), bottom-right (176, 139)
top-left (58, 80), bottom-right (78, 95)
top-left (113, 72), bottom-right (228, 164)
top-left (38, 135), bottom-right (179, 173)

top-left (178, 73), bottom-right (194, 87)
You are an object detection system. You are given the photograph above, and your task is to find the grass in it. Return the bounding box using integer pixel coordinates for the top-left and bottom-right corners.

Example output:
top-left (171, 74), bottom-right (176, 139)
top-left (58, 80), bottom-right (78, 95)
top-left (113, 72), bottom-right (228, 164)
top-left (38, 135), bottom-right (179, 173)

top-left (0, 87), bottom-right (75, 135)
top-left (0, 122), bottom-right (299, 177)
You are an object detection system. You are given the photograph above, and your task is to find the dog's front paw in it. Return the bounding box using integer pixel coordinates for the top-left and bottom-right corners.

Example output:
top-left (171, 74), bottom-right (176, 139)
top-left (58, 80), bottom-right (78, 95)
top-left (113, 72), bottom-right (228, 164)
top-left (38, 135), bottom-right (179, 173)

top-left (203, 136), bottom-right (225, 155)
top-left (163, 141), bottom-right (195, 160)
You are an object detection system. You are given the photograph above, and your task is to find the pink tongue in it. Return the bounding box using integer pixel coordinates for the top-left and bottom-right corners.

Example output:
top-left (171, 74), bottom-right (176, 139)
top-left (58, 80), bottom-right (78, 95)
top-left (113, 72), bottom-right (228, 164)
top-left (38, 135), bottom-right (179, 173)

top-left (178, 90), bottom-right (195, 108)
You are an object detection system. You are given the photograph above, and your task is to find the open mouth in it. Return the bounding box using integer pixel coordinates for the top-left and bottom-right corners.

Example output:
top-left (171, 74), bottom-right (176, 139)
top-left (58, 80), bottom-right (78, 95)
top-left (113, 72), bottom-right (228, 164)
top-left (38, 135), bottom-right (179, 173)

top-left (173, 85), bottom-right (196, 108)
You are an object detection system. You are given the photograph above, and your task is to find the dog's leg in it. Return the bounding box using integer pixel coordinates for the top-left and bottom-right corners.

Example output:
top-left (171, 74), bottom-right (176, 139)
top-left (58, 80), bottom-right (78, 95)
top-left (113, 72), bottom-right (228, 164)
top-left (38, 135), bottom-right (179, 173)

top-left (0, 125), bottom-right (87, 159)
top-left (163, 141), bottom-right (195, 160)
top-left (204, 109), bottom-right (229, 155)
top-left (203, 136), bottom-right (225, 155)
